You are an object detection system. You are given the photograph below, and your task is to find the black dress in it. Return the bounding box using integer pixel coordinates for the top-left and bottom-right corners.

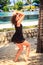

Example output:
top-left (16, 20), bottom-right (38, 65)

top-left (11, 24), bottom-right (25, 43)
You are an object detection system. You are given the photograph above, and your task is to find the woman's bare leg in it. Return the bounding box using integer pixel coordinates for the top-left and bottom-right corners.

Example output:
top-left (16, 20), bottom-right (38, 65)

top-left (25, 41), bottom-right (30, 57)
top-left (14, 43), bottom-right (23, 62)
top-left (13, 40), bottom-right (30, 62)
top-left (21, 40), bottom-right (30, 61)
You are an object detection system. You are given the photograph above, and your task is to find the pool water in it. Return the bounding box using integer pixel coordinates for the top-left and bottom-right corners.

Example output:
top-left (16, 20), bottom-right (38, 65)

top-left (0, 11), bottom-right (39, 24)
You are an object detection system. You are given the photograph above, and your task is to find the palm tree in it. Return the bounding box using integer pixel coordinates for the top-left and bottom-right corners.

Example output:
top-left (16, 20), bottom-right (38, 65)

top-left (37, 0), bottom-right (43, 53)
top-left (27, 0), bottom-right (31, 4)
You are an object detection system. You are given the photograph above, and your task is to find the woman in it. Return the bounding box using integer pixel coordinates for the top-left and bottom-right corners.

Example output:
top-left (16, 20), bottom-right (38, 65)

top-left (11, 11), bottom-right (30, 62)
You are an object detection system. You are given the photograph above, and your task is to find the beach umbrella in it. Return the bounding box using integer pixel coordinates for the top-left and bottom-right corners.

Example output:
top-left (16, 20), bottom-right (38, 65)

top-left (23, 3), bottom-right (29, 6)
top-left (0, 4), bottom-right (2, 7)
top-left (32, 2), bottom-right (40, 6)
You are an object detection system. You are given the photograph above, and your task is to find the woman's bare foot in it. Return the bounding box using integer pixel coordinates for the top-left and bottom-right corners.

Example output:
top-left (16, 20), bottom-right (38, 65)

top-left (13, 59), bottom-right (21, 62)
top-left (21, 54), bottom-right (28, 62)
top-left (13, 59), bottom-right (18, 62)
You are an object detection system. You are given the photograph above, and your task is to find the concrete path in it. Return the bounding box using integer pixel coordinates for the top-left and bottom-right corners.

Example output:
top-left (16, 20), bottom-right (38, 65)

top-left (0, 38), bottom-right (43, 65)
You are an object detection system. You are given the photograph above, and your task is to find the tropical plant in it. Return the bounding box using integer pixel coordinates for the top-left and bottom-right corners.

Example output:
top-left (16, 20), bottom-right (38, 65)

top-left (9, 6), bottom-right (14, 10)
top-left (27, 0), bottom-right (32, 4)
top-left (0, 0), bottom-right (10, 9)
top-left (14, 1), bottom-right (23, 10)
top-left (3, 5), bottom-right (9, 11)
top-left (31, 5), bottom-right (35, 10)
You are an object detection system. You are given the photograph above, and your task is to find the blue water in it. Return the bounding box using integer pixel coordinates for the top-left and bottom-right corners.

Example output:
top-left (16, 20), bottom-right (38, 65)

top-left (0, 12), bottom-right (12, 17)
top-left (23, 11), bottom-right (39, 15)
top-left (0, 11), bottom-right (39, 24)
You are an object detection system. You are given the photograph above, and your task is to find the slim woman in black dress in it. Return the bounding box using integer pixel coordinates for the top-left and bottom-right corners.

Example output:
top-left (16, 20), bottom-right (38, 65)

top-left (11, 11), bottom-right (30, 62)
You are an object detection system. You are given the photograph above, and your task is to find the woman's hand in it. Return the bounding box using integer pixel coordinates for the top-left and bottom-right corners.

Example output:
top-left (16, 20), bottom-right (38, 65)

top-left (16, 13), bottom-right (23, 21)
top-left (15, 12), bottom-right (25, 26)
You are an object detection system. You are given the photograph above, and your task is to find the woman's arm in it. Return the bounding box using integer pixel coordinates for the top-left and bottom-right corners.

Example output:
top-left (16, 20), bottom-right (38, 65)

top-left (16, 12), bottom-right (25, 26)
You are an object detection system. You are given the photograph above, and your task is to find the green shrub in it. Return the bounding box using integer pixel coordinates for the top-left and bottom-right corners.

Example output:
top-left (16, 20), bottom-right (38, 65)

top-left (9, 6), bottom-right (14, 10)
top-left (31, 6), bottom-right (35, 10)
top-left (27, 6), bottom-right (31, 11)
top-left (0, 28), bottom-right (15, 32)
top-left (3, 5), bottom-right (9, 12)
top-left (14, 1), bottom-right (23, 10)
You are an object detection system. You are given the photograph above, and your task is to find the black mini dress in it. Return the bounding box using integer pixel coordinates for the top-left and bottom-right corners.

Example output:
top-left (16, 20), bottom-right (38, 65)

top-left (11, 24), bottom-right (25, 43)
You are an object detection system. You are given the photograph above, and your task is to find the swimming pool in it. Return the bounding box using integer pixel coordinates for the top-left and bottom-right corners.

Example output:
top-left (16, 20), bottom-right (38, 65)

top-left (0, 11), bottom-right (39, 24)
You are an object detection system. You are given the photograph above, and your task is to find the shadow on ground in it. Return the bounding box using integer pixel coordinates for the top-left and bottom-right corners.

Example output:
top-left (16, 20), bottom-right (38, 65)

top-left (0, 38), bottom-right (43, 65)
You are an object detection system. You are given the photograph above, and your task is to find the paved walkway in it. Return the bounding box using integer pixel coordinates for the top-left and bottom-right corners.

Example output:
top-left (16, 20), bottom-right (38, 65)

top-left (0, 38), bottom-right (43, 65)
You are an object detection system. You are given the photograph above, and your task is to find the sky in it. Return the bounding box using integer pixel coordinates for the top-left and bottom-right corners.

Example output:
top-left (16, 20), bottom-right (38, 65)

top-left (10, 0), bottom-right (27, 4)
top-left (10, 0), bottom-right (33, 5)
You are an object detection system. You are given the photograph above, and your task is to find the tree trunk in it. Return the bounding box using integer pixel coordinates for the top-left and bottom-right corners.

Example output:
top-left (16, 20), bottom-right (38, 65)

top-left (37, 0), bottom-right (43, 53)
